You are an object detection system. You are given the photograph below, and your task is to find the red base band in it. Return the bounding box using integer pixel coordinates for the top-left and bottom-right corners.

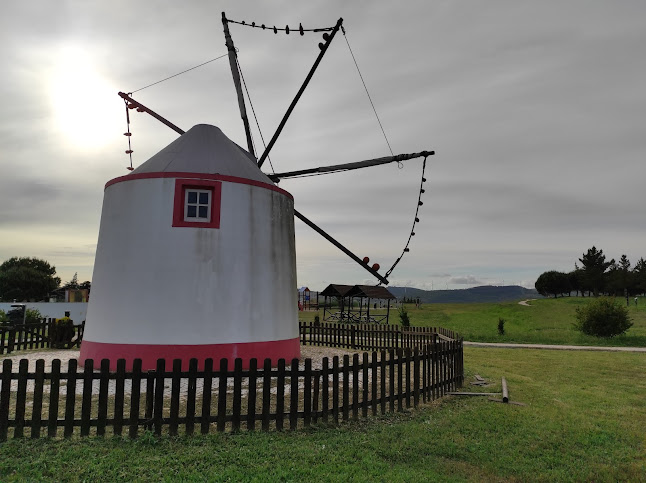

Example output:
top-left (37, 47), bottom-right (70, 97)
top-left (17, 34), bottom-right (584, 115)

top-left (79, 338), bottom-right (301, 371)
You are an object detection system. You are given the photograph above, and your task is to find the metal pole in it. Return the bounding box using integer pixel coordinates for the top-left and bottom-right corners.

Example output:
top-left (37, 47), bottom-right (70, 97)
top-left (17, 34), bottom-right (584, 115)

top-left (294, 209), bottom-right (388, 284)
top-left (222, 12), bottom-right (256, 158)
top-left (267, 150), bottom-right (434, 181)
top-left (257, 17), bottom-right (343, 168)
top-left (118, 92), bottom-right (185, 135)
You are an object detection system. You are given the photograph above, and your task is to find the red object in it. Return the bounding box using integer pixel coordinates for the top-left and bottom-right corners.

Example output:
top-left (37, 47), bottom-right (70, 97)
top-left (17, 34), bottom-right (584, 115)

top-left (362, 257), bottom-right (370, 264)
top-left (123, 132), bottom-right (131, 136)
top-left (172, 179), bottom-right (222, 229)
top-left (80, 337), bottom-right (301, 371)
top-left (126, 167), bottom-right (134, 171)
top-left (372, 263), bottom-right (380, 271)
top-left (127, 104), bottom-right (137, 109)
top-left (105, 171), bottom-right (293, 200)
top-left (136, 107), bottom-right (145, 112)
top-left (125, 150), bottom-right (133, 154)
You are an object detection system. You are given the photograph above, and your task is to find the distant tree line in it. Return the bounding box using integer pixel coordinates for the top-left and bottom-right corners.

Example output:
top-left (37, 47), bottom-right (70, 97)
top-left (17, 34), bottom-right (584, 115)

top-left (535, 246), bottom-right (646, 298)
top-left (0, 257), bottom-right (90, 302)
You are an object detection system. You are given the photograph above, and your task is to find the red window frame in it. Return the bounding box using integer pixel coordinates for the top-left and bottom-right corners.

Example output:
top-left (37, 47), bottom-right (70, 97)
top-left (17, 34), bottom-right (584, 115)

top-left (172, 179), bottom-right (222, 229)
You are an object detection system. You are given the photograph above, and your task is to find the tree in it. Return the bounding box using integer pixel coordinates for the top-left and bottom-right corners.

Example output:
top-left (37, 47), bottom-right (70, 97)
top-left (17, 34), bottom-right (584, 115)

top-left (606, 255), bottom-right (636, 297)
top-left (535, 271), bottom-right (571, 298)
top-left (0, 257), bottom-right (61, 302)
top-left (568, 266), bottom-right (584, 296)
top-left (62, 272), bottom-right (79, 290)
top-left (578, 246), bottom-right (614, 297)
top-left (634, 258), bottom-right (646, 295)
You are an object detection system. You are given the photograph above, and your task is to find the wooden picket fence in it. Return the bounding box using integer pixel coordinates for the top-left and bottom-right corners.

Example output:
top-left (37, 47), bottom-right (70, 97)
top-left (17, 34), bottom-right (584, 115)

top-left (300, 321), bottom-right (460, 351)
top-left (0, 325), bottom-right (462, 441)
top-left (0, 319), bottom-right (85, 355)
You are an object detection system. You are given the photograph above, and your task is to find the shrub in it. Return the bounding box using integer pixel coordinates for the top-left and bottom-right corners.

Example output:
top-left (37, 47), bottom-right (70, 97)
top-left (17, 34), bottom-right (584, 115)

top-left (49, 318), bottom-right (75, 348)
top-left (498, 318), bottom-right (505, 335)
top-left (25, 308), bottom-right (43, 324)
top-left (574, 297), bottom-right (633, 338)
top-left (399, 305), bottom-right (411, 327)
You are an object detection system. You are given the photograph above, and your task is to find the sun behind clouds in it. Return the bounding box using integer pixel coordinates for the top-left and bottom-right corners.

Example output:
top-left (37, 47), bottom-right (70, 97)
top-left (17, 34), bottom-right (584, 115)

top-left (48, 46), bottom-right (122, 152)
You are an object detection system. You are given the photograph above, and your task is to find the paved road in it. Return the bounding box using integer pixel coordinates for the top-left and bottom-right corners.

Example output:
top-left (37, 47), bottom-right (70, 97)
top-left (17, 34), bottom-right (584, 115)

top-left (464, 341), bottom-right (646, 352)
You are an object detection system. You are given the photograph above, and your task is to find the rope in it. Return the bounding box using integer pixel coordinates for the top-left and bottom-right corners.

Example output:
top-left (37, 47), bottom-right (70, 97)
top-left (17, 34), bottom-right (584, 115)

top-left (123, 99), bottom-right (134, 171)
top-left (236, 58), bottom-right (275, 174)
top-left (341, 26), bottom-right (394, 157)
top-left (379, 156), bottom-right (429, 284)
top-left (227, 18), bottom-right (334, 34)
top-left (129, 53), bottom-right (230, 94)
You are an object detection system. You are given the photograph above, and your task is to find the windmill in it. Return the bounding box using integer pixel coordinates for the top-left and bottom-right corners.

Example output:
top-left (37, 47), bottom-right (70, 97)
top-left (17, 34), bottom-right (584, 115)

top-left (79, 13), bottom-right (434, 371)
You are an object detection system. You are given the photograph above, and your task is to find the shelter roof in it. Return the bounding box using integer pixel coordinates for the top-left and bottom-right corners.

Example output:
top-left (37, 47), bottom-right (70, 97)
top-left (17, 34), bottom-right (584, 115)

top-left (132, 124), bottom-right (272, 184)
top-left (320, 284), bottom-right (355, 297)
top-left (348, 285), bottom-right (396, 300)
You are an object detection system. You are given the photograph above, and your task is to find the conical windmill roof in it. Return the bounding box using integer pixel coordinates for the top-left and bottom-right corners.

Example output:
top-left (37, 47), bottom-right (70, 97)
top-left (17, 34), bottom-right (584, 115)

top-left (132, 124), bottom-right (272, 184)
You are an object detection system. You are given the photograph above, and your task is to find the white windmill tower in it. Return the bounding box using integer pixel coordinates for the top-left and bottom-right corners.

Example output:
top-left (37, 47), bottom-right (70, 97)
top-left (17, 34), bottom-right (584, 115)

top-left (80, 13), bottom-right (433, 371)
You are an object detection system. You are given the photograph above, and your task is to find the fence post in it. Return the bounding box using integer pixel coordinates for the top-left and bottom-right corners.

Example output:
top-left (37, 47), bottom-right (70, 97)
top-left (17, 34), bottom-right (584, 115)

top-left (0, 359), bottom-right (12, 441)
top-left (8, 327), bottom-right (15, 354)
top-left (351, 324), bottom-right (356, 349)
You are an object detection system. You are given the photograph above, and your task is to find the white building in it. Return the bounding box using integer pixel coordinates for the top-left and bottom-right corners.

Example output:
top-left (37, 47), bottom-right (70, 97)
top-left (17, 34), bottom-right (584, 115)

top-left (80, 124), bottom-right (299, 370)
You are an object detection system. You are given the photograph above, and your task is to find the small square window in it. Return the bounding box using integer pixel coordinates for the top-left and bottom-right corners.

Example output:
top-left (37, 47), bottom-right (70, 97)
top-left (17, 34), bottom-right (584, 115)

top-left (172, 179), bottom-right (221, 229)
top-left (184, 189), bottom-right (211, 222)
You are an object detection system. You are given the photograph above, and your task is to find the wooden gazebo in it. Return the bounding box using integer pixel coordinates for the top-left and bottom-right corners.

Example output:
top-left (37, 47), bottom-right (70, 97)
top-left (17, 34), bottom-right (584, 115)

top-left (320, 284), bottom-right (396, 324)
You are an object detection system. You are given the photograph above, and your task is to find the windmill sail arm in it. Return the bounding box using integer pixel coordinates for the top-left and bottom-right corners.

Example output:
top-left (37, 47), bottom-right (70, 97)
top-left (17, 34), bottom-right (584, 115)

top-left (118, 92), bottom-right (185, 135)
top-left (268, 150), bottom-right (434, 182)
top-left (294, 209), bottom-right (389, 285)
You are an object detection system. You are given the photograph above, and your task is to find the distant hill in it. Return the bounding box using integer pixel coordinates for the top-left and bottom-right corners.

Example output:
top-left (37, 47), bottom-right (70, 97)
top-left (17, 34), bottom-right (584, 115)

top-left (386, 285), bottom-right (541, 304)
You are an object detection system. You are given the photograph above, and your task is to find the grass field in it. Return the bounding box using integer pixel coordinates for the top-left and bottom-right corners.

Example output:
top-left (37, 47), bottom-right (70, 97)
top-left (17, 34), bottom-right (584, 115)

top-left (2, 298), bottom-right (645, 481)
top-left (1, 347), bottom-right (644, 481)
top-left (300, 296), bottom-right (646, 347)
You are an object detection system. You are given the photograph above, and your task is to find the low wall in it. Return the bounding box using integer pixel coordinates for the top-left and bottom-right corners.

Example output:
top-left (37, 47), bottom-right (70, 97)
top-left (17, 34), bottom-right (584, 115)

top-left (0, 302), bottom-right (87, 322)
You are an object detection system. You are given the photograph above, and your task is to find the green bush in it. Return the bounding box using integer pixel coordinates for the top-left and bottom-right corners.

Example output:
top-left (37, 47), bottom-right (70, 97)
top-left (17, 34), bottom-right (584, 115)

top-left (49, 318), bottom-right (75, 348)
top-left (497, 318), bottom-right (505, 335)
top-left (399, 305), bottom-right (411, 327)
top-left (25, 308), bottom-right (43, 324)
top-left (574, 297), bottom-right (633, 338)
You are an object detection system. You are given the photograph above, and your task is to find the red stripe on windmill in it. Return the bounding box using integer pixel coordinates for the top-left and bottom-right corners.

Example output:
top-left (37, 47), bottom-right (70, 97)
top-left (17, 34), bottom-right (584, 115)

top-left (80, 13), bottom-right (434, 371)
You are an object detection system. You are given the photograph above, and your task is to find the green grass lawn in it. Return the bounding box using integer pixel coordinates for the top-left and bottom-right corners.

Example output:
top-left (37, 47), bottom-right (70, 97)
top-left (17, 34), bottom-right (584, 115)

top-left (300, 296), bottom-right (646, 347)
top-left (1, 347), bottom-right (644, 481)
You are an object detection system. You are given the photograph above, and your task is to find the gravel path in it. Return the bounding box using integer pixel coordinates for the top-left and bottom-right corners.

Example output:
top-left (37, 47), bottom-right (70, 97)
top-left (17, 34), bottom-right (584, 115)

top-left (464, 341), bottom-right (646, 352)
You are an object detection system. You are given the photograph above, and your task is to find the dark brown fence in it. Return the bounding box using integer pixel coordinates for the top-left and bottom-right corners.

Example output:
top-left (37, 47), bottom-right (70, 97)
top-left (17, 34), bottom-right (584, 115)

top-left (0, 320), bottom-right (84, 355)
top-left (0, 324), bottom-right (462, 440)
top-left (300, 321), bottom-right (460, 351)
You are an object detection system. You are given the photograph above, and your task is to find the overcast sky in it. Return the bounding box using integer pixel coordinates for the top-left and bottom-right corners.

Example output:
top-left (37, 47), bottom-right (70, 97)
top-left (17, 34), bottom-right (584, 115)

top-left (1, 1), bottom-right (644, 291)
